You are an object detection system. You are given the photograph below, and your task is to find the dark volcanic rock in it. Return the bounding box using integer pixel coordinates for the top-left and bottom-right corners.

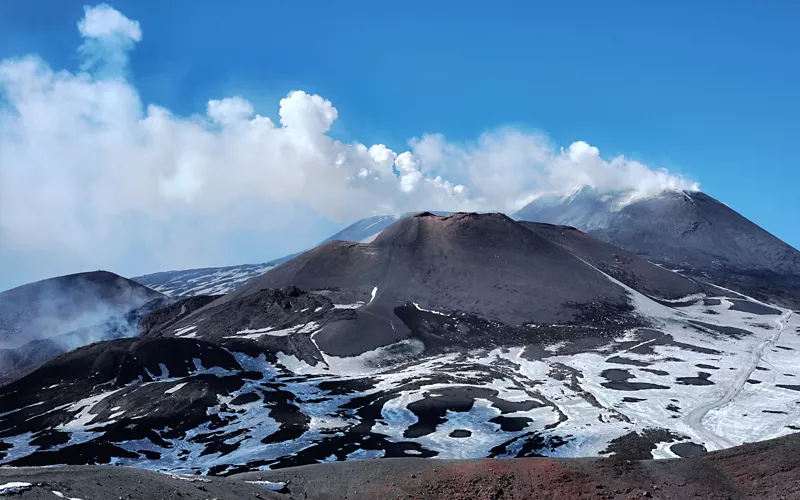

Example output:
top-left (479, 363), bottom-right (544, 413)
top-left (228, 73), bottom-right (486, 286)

top-left (670, 441), bottom-right (707, 457)
top-left (600, 427), bottom-right (684, 460)
top-left (727, 298), bottom-right (781, 315)
top-left (676, 372), bottom-right (715, 386)
top-left (600, 369), bottom-right (670, 391)
top-left (138, 295), bottom-right (219, 336)
top-left (166, 286), bottom-right (332, 365)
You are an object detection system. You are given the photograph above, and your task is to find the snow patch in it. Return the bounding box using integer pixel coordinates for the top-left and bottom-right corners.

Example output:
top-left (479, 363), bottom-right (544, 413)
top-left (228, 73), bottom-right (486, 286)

top-left (52, 491), bottom-right (84, 500)
top-left (333, 302), bottom-right (365, 310)
top-left (165, 383), bottom-right (188, 395)
top-left (245, 480), bottom-right (286, 491)
top-left (0, 483), bottom-right (31, 495)
top-left (225, 322), bottom-right (319, 340)
top-left (56, 388), bottom-right (124, 431)
top-left (174, 325), bottom-right (197, 336)
top-left (412, 302), bottom-right (448, 316)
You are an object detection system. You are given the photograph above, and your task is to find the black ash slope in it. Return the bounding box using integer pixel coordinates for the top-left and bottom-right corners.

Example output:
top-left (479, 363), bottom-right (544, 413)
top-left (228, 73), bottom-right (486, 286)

top-left (520, 222), bottom-right (701, 300)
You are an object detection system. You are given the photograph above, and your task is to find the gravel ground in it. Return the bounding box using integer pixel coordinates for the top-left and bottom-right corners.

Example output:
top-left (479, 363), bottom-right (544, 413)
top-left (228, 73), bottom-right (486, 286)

top-left (0, 465), bottom-right (281, 499)
top-left (0, 433), bottom-right (798, 499)
top-left (236, 432), bottom-right (800, 500)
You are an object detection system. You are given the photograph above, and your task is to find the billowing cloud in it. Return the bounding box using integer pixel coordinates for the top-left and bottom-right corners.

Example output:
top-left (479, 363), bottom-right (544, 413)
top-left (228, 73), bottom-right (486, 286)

top-left (77, 3), bottom-right (142, 75)
top-left (0, 4), bottom-right (699, 287)
top-left (408, 133), bottom-right (699, 212)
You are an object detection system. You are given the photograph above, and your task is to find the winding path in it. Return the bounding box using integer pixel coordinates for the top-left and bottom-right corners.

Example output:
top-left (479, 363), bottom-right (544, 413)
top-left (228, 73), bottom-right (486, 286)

top-left (684, 310), bottom-right (793, 450)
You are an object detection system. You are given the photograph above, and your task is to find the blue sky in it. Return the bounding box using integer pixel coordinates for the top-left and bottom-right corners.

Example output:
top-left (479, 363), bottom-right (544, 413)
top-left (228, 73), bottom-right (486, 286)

top-left (0, 1), bottom-right (798, 290)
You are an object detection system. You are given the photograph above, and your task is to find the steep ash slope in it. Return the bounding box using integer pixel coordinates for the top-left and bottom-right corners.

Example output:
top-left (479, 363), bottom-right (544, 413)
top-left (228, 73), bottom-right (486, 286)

top-left (213, 213), bottom-right (632, 356)
top-left (318, 215), bottom-right (398, 244)
top-left (520, 222), bottom-right (701, 300)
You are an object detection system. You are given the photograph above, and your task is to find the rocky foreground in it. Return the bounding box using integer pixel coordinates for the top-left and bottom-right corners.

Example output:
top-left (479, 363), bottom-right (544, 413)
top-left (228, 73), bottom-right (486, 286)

top-left (0, 432), bottom-right (798, 499)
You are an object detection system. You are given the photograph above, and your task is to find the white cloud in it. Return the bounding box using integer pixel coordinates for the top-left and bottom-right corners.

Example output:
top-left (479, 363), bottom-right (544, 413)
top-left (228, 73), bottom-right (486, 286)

top-left (279, 91), bottom-right (338, 136)
top-left (77, 4), bottom-right (141, 76)
top-left (395, 152), bottom-right (423, 193)
top-left (207, 97), bottom-right (254, 125)
top-left (409, 131), bottom-right (699, 212)
top-left (0, 4), bottom-right (699, 286)
top-left (78, 4), bottom-right (142, 41)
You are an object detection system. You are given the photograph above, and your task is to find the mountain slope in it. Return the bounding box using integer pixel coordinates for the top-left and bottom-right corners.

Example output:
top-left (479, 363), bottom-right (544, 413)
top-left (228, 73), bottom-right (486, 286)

top-left (0, 213), bottom-right (797, 475)
top-left (132, 212), bottom-right (451, 297)
top-left (0, 276), bottom-right (795, 474)
top-left (0, 271), bottom-right (165, 383)
top-left (0, 271), bottom-right (163, 349)
top-left (319, 215), bottom-right (399, 244)
top-left (132, 260), bottom-right (293, 297)
top-left (520, 222), bottom-right (702, 300)
top-left (514, 189), bottom-right (800, 307)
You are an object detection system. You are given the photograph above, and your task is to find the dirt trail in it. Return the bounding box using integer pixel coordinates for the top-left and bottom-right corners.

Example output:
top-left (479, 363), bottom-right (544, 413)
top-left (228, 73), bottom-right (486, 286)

top-left (685, 310), bottom-right (792, 450)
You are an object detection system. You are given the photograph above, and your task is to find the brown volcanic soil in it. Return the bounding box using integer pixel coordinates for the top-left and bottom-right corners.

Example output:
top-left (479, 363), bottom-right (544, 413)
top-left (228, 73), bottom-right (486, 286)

top-left (0, 433), bottom-right (798, 499)
top-left (235, 433), bottom-right (800, 500)
top-left (0, 465), bottom-right (278, 499)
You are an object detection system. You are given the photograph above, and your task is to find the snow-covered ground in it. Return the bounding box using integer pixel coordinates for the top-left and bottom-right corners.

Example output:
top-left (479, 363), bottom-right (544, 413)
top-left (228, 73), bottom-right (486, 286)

top-left (133, 264), bottom-right (277, 297)
top-left (1, 274), bottom-right (797, 474)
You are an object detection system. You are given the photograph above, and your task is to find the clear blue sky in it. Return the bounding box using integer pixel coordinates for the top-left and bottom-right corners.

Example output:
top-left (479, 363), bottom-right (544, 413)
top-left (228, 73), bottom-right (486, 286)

top-left (0, 1), bottom-right (798, 289)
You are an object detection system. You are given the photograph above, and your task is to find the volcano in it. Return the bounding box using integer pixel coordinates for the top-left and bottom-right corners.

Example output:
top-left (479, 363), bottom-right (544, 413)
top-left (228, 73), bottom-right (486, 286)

top-left (514, 189), bottom-right (800, 307)
top-left (0, 212), bottom-right (796, 482)
top-left (0, 271), bottom-right (164, 383)
top-left (0, 271), bottom-right (163, 348)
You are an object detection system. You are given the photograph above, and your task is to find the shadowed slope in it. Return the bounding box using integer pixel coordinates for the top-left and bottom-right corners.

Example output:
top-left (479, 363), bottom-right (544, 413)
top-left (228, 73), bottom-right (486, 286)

top-left (520, 222), bottom-right (702, 300)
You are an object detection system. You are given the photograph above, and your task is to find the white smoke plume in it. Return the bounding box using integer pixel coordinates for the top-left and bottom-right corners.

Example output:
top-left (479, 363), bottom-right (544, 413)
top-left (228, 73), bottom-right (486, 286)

top-left (0, 4), bottom-right (699, 286)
